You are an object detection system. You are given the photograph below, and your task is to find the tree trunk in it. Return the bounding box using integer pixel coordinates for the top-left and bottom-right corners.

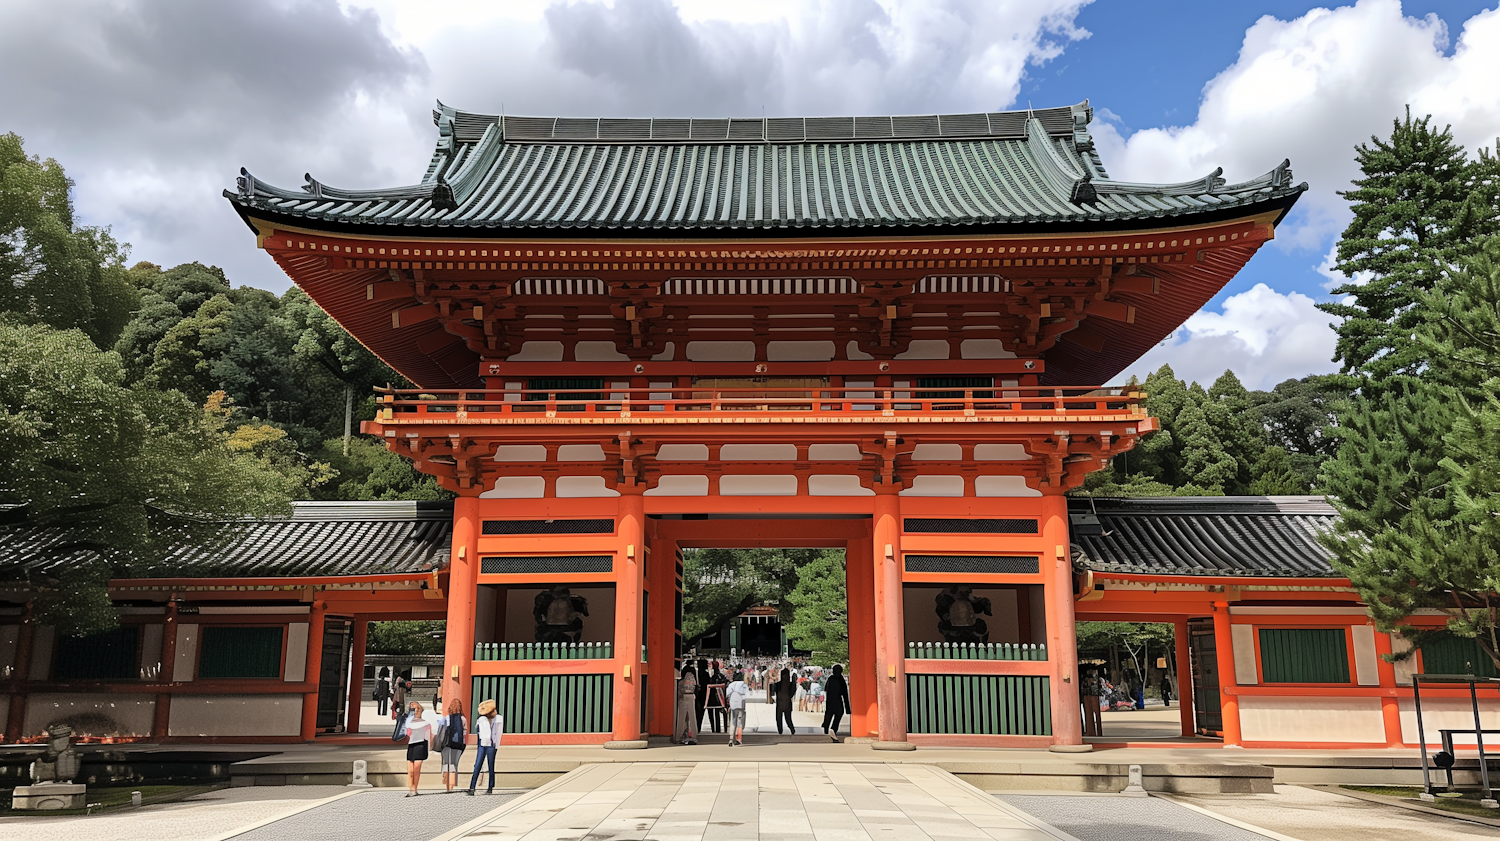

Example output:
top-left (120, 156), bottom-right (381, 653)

top-left (343, 383), bottom-right (353, 456)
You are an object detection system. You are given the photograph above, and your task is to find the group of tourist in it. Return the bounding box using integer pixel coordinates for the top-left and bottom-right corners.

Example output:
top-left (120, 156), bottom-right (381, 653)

top-left (391, 695), bottom-right (504, 797)
top-left (673, 657), bottom-right (849, 745)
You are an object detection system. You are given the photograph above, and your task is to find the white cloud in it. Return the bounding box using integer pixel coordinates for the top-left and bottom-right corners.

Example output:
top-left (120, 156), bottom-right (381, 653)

top-left (1115, 284), bottom-right (1339, 391)
top-left (1093, 0), bottom-right (1500, 250)
top-left (0, 0), bottom-right (1091, 293)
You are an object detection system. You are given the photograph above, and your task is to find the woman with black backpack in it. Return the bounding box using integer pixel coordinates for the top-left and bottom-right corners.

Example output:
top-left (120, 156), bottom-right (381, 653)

top-left (438, 699), bottom-right (468, 792)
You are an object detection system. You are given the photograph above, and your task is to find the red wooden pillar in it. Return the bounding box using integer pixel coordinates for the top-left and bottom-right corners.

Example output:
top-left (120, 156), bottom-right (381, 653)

top-left (300, 600), bottom-right (328, 741)
top-left (347, 618), bottom-right (368, 735)
top-left (872, 488), bottom-right (907, 744)
top-left (611, 487), bottom-right (646, 743)
top-left (1041, 492), bottom-right (1083, 748)
top-left (153, 601), bottom-right (179, 740)
top-left (1373, 626), bottom-right (1404, 747)
top-left (845, 535), bottom-right (878, 738)
top-left (444, 496), bottom-right (480, 716)
top-left (1211, 601), bottom-right (1242, 746)
top-left (1174, 618), bottom-right (1194, 737)
top-left (645, 535), bottom-right (678, 736)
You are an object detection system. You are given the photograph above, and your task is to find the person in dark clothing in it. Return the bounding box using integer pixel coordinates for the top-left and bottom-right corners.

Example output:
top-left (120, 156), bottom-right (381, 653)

top-left (705, 661), bottom-right (727, 734)
top-left (694, 658), bottom-right (711, 732)
top-left (773, 668), bottom-right (796, 735)
top-left (374, 667), bottom-right (391, 716)
top-left (820, 664), bottom-right (850, 742)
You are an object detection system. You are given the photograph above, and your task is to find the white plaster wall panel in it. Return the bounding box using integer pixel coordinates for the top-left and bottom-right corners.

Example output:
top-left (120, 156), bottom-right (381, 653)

top-left (720, 475), bottom-right (798, 496)
top-left (482, 477), bottom-right (546, 498)
top-left (1231, 624), bottom-right (1258, 685)
top-left (651, 342), bottom-right (676, 361)
top-left (1239, 696), bottom-right (1386, 744)
top-left (1400, 697), bottom-right (1500, 744)
top-left (974, 444), bottom-right (1029, 461)
top-left (975, 476), bottom-right (1040, 497)
top-left (845, 341), bottom-right (874, 360)
top-left (1391, 632), bottom-right (1416, 685)
top-left (574, 341), bottom-right (628, 361)
top-left (556, 476), bottom-right (620, 497)
top-left (29, 626), bottom-right (54, 681)
top-left (649, 382), bottom-right (674, 401)
top-left (721, 444), bottom-right (797, 461)
top-left (1351, 624), bottom-right (1380, 686)
top-left (894, 340), bottom-right (950, 360)
top-left (609, 381), bottom-right (631, 401)
top-left (140, 623), bottom-right (164, 677)
top-left (172, 624), bottom-right (198, 683)
top-left (284, 623), bottom-right (309, 683)
top-left (687, 341), bottom-right (755, 361)
top-left (503, 382), bottom-right (522, 403)
top-left (900, 476), bottom-right (965, 497)
top-left (646, 475), bottom-right (709, 496)
top-left (494, 445), bottom-right (547, 462)
top-left (911, 444), bottom-right (962, 461)
top-left (557, 444), bottom-right (606, 461)
top-left (168, 695), bottom-right (302, 737)
top-left (507, 341), bottom-right (564, 361)
top-left (960, 339), bottom-right (1017, 359)
top-left (809, 444), bottom-right (862, 460)
top-left (767, 341), bottom-right (834, 361)
top-left (656, 444), bottom-right (709, 461)
top-left (0, 625), bottom-right (17, 672)
top-left (808, 475), bottom-right (874, 496)
top-left (25, 693), bottom-right (156, 738)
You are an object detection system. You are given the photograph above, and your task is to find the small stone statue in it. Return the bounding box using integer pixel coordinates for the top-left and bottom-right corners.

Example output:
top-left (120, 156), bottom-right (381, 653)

top-left (533, 585), bottom-right (589, 643)
top-left (935, 585), bottom-right (993, 644)
top-left (30, 724), bottom-right (81, 784)
top-left (13, 723), bottom-right (86, 810)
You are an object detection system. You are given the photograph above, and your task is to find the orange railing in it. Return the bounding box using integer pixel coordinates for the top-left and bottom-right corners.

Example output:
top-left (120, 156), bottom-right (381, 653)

top-left (372, 385), bottom-right (1144, 422)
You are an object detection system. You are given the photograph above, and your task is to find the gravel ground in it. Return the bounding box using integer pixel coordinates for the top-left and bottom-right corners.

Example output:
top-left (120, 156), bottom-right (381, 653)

top-left (1174, 784), bottom-right (1500, 841)
top-left (1000, 793), bottom-right (1272, 841)
top-left (227, 788), bottom-right (516, 840)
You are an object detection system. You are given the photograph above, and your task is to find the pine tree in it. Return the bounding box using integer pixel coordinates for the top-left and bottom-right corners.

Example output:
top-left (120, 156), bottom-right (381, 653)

top-left (1319, 108), bottom-right (1499, 383)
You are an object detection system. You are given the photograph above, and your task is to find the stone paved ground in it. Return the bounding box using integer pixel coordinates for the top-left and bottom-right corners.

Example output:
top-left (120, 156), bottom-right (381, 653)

top-left (0, 785), bottom-right (342, 841)
top-left (1000, 794), bottom-right (1269, 841)
top-left (1175, 785), bottom-right (1500, 841)
top-left (449, 761), bottom-right (1068, 840)
top-left (228, 788), bottom-right (516, 840)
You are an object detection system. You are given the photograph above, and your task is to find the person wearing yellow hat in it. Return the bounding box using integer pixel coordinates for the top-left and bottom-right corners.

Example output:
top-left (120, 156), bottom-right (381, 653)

top-left (465, 698), bottom-right (501, 795)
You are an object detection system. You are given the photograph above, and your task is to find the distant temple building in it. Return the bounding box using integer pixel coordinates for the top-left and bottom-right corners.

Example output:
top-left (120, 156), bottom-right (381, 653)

top-left (0, 99), bottom-right (1483, 750)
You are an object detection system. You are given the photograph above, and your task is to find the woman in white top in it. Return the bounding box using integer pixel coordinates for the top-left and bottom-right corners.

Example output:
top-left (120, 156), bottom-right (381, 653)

top-left (724, 671), bottom-right (749, 747)
top-left (403, 700), bottom-right (432, 796)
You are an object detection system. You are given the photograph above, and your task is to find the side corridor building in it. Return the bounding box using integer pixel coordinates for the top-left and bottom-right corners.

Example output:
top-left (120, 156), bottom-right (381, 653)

top-left (0, 101), bottom-right (1489, 749)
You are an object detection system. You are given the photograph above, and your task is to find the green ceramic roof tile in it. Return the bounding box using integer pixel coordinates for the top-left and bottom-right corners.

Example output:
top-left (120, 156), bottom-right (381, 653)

top-left (227, 101), bottom-right (1305, 234)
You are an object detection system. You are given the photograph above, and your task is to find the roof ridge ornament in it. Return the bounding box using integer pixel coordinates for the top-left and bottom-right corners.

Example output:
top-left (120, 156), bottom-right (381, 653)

top-left (302, 173), bottom-right (324, 199)
top-left (431, 171), bottom-right (458, 212)
top-left (236, 167), bottom-right (256, 198)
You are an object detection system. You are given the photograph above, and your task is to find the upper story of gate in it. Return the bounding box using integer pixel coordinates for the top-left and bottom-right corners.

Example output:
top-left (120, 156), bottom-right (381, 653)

top-left (227, 100), bottom-right (1304, 391)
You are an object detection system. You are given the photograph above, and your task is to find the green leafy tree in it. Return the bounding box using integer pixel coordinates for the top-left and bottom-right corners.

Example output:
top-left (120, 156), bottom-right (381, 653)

top-left (0, 133), bottom-right (136, 346)
top-left (783, 549), bottom-right (848, 663)
top-left (0, 322), bottom-right (301, 635)
top-left (318, 437), bottom-right (448, 501)
top-left (1319, 108), bottom-right (1500, 384)
top-left (1251, 375), bottom-right (1344, 490)
top-left (681, 547), bottom-right (808, 642)
top-left (367, 620), bottom-right (446, 655)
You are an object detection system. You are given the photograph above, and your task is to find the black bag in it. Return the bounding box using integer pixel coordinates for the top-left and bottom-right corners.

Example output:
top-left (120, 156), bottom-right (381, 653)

top-left (444, 713), bottom-right (466, 749)
top-left (391, 709), bottom-right (407, 742)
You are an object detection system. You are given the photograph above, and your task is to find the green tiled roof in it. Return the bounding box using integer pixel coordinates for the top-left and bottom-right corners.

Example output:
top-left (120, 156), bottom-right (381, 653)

top-left (227, 101), bottom-right (1305, 234)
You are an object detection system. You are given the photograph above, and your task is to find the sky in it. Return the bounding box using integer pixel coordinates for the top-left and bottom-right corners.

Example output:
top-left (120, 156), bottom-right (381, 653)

top-left (3, 0), bottom-right (1498, 390)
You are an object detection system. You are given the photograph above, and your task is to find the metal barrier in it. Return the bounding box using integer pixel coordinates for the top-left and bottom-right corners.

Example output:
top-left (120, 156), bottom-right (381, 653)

top-left (470, 674), bottom-right (613, 734)
top-left (474, 642), bottom-right (614, 660)
top-left (907, 642), bottom-right (1047, 661)
top-left (906, 674), bottom-right (1052, 736)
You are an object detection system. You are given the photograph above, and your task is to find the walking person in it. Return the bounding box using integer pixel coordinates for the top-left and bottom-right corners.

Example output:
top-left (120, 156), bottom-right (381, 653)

top-left (438, 699), bottom-right (468, 793)
top-left (402, 700), bottom-right (432, 796)
top-left (773, 668), bottom-right (796, 735)
top-left (821, 664), bottom-right (849, 742)
top-left (466, 699), bottom-right (501, 795)
top-left (392, 672), bottom-right (408, 719)
top-left (725, 670), bottom-right (749, 746)
top-left (374, 667), bottom-right (391, 717)
top-left (1080, 668), bottom-right (1104, 737)
top-left (694, 658), bottom-right (710, 733)
top-left (1159, 672), bottom-right (1173, 707)
top-left (676, 662), bottom-right (700, 745)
